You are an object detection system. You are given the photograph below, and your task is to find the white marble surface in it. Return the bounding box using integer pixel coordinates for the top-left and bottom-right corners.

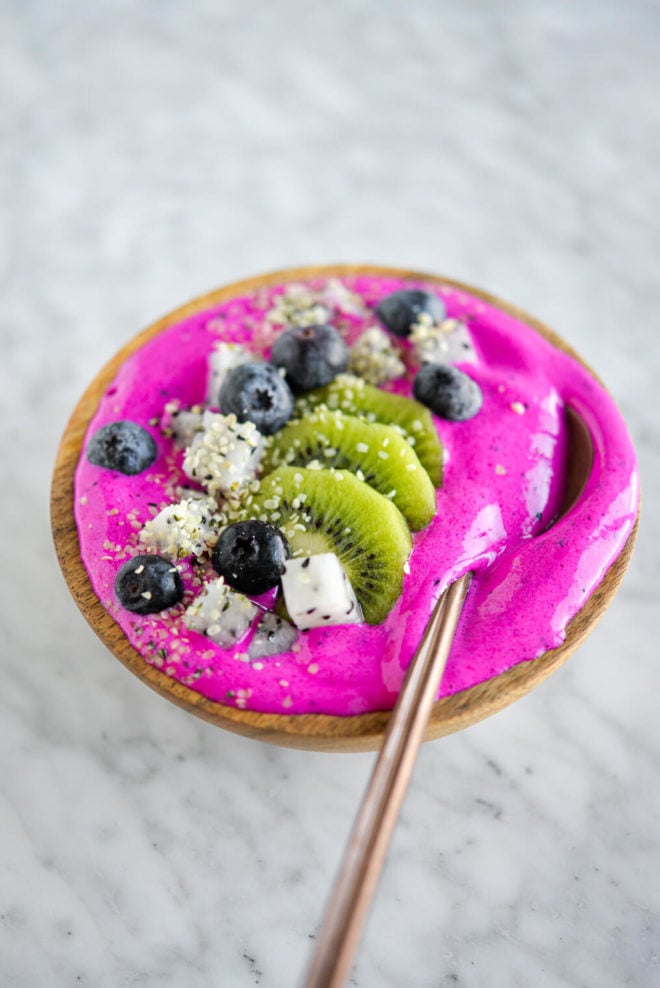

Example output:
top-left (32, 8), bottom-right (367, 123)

top-left (2, 1), bottom-right (659, 985)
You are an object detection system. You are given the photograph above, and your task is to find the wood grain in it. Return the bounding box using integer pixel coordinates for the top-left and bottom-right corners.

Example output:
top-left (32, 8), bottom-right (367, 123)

top-left (50, 265), bottom-right (640, 751)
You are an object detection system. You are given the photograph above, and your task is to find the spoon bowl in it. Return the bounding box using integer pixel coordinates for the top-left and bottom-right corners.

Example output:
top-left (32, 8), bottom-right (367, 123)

top-left (51, 266), bottom-right (639, 751)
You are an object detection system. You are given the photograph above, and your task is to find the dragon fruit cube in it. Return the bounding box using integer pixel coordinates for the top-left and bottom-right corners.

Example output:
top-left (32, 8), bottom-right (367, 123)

top-left (281, 553), bottom-right (363, 632)
top-left (206, 342), bottom-right (252, 406)
top-left (183, 577), bottom-right (258, 647)
top-left (182, 410), bottom-right (264, 497)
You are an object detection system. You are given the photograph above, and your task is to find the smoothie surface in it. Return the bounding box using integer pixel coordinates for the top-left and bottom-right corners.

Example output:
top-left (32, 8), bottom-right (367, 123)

top-left (74, 275), bottom-right (639, 715)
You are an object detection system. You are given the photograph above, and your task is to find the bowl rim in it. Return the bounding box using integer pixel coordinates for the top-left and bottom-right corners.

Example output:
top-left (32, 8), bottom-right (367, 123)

top-left (50, 264), bottom-right (639, 751)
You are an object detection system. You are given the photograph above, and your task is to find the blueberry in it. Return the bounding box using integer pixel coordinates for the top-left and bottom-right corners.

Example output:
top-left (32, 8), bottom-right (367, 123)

top-left (115, 555), bottom-right (183, 614)
top-left (212, 520), bottom-right (291, 595)
top-left (87, 421), bottom-right (158, 475)
top-left (413, 364), bottom-right (483, 421)
top-left (270, 324), bottom-right (349, 392)
top-left (375, 289), bottom-right (446, 337)
top-left (219, 362), bottom-right (294, 435)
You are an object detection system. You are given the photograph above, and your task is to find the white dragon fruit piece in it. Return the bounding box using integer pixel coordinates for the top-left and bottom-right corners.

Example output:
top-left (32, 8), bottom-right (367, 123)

top-left (182, 410), bottom-right (264, 497)
top-left (206, 342), bottom-right (252, 406)
top-left (410, 316), bottom-right (477, 366)
top-left (348, 326), bottom-right (405, 385)
top-left (139, 495), bottom-right (220, 559)
top-left (248, 612), bottom-right (298, 659)
top-left (281, 553), bottom-right (363, 632)
top-left (160, 401), bottom-right (204, 447)
top-left (169, 408), bottom-right (204, 447)
top-left (265, 283), bottom-right (331, 328)
top-left (183, 577), bottom-right (258, 647)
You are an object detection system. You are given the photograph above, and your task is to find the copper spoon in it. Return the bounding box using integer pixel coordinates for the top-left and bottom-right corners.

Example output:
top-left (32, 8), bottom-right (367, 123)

top-left (303, 408), bottom-right (594, 988)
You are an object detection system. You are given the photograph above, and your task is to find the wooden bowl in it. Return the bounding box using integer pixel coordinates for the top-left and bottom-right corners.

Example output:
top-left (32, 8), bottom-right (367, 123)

top-left (51, 265), bottom-right (639, 751)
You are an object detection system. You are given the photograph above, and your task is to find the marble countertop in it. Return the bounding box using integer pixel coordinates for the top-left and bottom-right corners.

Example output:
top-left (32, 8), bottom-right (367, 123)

top-left (2, 1), bottom-right (659, 985)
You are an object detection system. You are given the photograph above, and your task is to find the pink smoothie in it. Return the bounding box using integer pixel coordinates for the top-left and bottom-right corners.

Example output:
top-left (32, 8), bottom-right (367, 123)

top-left (74, 276), bottom-right (639, 716)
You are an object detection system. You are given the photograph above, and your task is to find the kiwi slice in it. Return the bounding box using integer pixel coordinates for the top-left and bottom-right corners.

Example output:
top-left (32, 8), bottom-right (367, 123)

top-left (246, 466), bottom-right (412, 624)
top-left (261, 409), bottom-right (435, 531)
top-left (295, 374), bottom-right (444, 486)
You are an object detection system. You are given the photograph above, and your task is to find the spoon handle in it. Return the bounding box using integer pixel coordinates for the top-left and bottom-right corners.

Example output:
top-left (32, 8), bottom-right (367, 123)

top-left (303, 572), bottom-right (472, 988)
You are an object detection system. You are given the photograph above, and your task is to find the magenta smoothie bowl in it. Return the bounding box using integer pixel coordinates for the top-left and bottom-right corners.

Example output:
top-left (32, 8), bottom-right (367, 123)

top-left (52, 266), bottom-right (639, 750)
